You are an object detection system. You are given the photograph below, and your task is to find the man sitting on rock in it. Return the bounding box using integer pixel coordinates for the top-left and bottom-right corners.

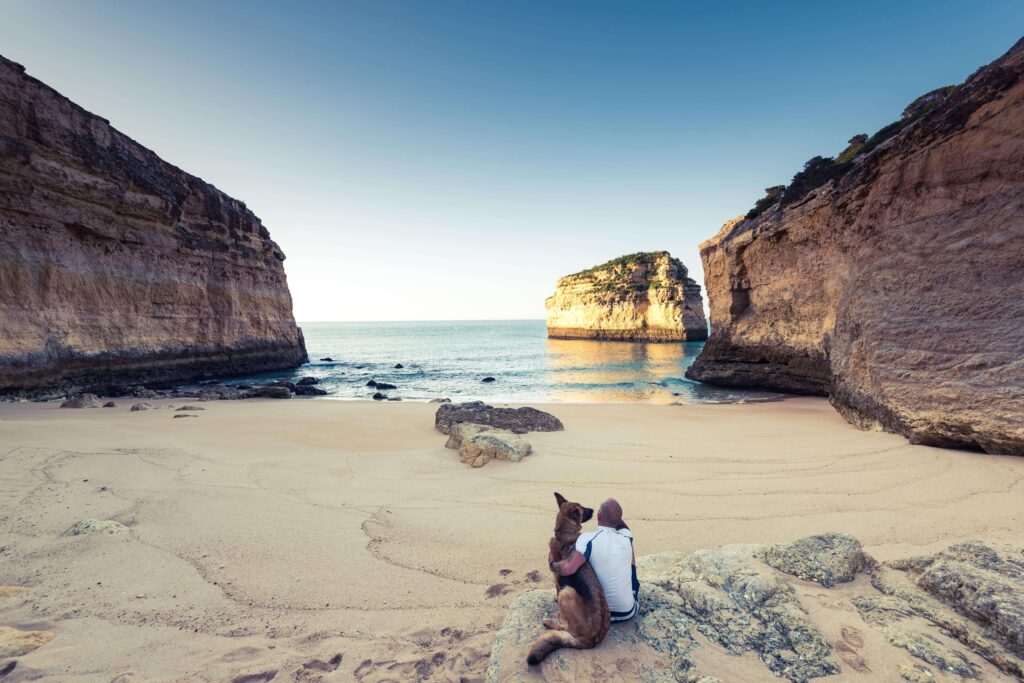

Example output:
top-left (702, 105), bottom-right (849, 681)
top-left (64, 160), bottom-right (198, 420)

top-left (549, 497), bottom-right (639, 622)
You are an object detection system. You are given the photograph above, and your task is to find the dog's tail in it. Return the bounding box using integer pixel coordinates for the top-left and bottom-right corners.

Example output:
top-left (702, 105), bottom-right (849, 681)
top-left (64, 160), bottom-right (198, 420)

top-left (526, 630), bottom-right (580, 666)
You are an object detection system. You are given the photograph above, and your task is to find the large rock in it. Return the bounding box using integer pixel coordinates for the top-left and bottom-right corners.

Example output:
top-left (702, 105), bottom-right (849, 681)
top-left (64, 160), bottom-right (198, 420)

top-left (252, 385), bottom-right (291, 399)
top-left (444, 422), bottom-right (491, 450)
top-left (0, 56), bottom-right (306, 395)
top-left (685, 38), bottom-right (1024, 454)
top-left (545, 251), bottom-right (707, 342)
top-left (60, 393), bottom-right (102, 408)
top-left (489, 535), bottom-right (1024, 682)
top-left (435, 401), bottom-right (564, 435)
top-left (759, 533), bottom-right (864, 587)
top-left (459, 430), bottom-right (532, 468)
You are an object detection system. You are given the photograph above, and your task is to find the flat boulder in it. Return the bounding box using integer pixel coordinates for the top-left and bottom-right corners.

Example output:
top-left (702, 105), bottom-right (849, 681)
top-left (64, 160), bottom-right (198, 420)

top-left (435, 401), bottom-right (563, 435)
top-left (297, 376), bottom-right (318, 385)
top-left (252, 385), bottom-right (291, 399)
top-left (374, 382), bottom-right (397, 390)
top-left (459, 430), bottom-right (531, 468)
top-left (293, 385), bottom-right (328, 396)
top-left (758, 532), bottom-right (864, 587)
top-left (60, 393), bottom-right (102, 408)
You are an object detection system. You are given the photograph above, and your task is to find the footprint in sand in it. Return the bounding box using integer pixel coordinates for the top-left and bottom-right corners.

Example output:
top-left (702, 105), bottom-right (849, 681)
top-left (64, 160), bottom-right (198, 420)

top-left (301, 653), bottom-right (343, 672)
top-left (230, 670), bottom-right (277, 683)
top-left (835, 625), bottom-right (870, 673)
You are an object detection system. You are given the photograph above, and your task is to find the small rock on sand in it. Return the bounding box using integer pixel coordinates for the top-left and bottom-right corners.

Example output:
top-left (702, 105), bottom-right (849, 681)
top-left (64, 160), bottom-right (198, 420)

top-left (102, 401), bottom-right (117, 408)
top-left (60, 393), bottom-right (102, 408)
top-left (62, 520), bottom-right (129, 536)
top-left (173, 414), bottom-right (198, 418)
top-left (0, 625), bottom-right (54, 658)
top-left (176, 405), bottom-right (205, 411)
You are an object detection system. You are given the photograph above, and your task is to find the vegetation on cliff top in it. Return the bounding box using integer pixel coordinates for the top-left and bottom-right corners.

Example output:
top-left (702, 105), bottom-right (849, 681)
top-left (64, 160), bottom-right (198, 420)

top-left (745, 84), bottom-right (961, 219)
top-left (564, 251), bottom-right (681, 281)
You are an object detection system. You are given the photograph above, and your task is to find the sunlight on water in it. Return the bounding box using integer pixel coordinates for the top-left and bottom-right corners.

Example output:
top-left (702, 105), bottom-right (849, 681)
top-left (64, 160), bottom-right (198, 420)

top-left (229, 320), bottom-right (781, 404)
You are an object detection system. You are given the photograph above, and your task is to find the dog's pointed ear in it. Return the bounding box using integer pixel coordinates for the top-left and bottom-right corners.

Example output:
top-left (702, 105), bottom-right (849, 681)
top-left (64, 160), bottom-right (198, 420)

top-left (554, 492), bottom-right (567, 507)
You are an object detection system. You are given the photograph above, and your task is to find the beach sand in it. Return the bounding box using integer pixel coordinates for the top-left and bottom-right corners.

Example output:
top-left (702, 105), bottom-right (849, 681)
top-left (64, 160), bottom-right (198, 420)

top-left (1, 397), bottom-right (1022, 681)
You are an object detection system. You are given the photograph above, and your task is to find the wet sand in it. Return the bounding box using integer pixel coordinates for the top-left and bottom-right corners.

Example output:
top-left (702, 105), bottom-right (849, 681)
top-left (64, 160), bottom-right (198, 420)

top-left (1, 397), bottom-right (1022, 681)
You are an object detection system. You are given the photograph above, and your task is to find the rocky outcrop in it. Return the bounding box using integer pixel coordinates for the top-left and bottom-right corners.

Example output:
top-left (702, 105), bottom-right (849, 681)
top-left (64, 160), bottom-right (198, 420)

top-left (489, 535), bottom-right (1024, 682)
top-left (435, 401), bottom-right (564, 435)
top-left (444, 423), bottom-right (532, 467)
top-left (686, 38), bottom-right (1024, 454)
top-left (545, 252), bottom-right (708, 342)
top-left (0, 56), bottom-right (307, 395)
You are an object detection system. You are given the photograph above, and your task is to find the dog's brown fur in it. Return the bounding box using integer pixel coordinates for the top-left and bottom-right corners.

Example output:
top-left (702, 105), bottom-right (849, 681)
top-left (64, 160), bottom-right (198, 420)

top-left (526, 492), bottom-right (610, 666)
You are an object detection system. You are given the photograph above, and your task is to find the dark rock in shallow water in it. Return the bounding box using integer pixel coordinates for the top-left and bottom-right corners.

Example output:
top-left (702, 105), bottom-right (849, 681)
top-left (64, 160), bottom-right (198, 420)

top-left (296, 376), bottom-right (318, 386)
top-left (366, 380), bottom-right (377, 387)
top-left (252, 386), bottom-right (291, 399)
top-left (61, 393), bottom-right (102, 409)
top-left (388, 397), bottom-right (402, 401)
top-left (394, 363), bottom-right (404, 369)
top-left (481, 376), bottom-right (496, 383)
top-left (293, 385), bottom-right (328, 396)
top-left (372, 392), bottom-right (386, 401)
top-left (272, 380), bottom-right (297, 391)
top-left (434, 401), bottom-right (563, 435)
top-left (320, 357), bottom-right (333, 362)
top-left (430, 398), bottom-right (451, 403)
top-left (374, 382), bottom-right (397, 390)
top-left (237, 384), bottom-right (253, 390)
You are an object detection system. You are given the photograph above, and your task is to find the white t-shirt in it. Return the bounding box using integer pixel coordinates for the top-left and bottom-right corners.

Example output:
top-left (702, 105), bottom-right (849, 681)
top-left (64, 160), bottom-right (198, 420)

top-left (575, 526), bottom-right (635, 613)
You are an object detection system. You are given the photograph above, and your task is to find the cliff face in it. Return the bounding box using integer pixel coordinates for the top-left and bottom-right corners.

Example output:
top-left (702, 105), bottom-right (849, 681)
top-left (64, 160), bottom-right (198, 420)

top-left (546, 251), bottom-right (708, 342)
top-left (687, 39), bottom-right (1024, 455)
top-left (0, 56), bottom-right (307, 393)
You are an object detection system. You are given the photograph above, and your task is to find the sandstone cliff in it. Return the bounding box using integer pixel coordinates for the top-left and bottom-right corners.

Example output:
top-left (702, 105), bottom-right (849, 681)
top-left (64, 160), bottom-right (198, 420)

top-left (687, 38), bottom-right (1024, 455)
top-left (545, 251), bottom-right (708, 342)
top-left (0, 56), bottom-right (307, 393)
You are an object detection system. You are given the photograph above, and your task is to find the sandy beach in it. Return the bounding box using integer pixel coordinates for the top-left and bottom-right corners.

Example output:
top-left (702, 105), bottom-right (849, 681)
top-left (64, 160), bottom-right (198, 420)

top-left (1, 397), bottom-right (1022, 681)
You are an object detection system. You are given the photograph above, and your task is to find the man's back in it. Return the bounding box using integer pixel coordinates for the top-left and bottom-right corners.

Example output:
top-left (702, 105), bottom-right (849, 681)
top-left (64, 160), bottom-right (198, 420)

top-left (575, 526), bottom-right (635, 615)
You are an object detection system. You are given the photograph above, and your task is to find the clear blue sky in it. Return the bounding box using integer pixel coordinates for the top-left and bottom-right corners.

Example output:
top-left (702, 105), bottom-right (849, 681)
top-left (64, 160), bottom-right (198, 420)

top-left (3, 1), bottom-right (1022, 320)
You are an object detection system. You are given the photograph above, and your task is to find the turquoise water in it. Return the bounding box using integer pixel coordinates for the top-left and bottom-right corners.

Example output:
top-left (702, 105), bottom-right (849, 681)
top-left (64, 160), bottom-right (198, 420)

top-left (243, 320), bottom-right (780, 404)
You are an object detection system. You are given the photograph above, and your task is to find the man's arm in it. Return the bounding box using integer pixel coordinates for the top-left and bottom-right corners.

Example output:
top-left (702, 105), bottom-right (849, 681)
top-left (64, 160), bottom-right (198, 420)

top-left (549, 550), bottom-right (587, 576)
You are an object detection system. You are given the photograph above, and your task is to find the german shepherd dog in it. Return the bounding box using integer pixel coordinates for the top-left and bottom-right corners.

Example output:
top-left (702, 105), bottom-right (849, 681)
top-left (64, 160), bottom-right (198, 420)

top-left (526, 492), bottom-right (610, 665)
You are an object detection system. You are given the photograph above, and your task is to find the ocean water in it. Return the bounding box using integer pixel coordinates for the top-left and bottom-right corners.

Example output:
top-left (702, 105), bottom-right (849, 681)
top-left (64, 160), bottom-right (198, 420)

top-left (241, 320), bottom-right (781, 404)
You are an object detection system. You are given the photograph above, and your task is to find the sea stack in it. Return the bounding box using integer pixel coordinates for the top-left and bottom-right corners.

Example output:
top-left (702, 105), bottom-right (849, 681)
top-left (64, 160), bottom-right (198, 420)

top-left (545, 251), bottom-right (708, 342)
top-left (687, 38), bottom-right (1024, 455)
top-left (0, 56), bottom-right (307, 393)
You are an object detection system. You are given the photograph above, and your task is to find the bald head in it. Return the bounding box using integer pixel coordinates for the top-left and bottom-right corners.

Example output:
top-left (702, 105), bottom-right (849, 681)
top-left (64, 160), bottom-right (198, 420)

top-left (598, 498), bottom-right (622, 528)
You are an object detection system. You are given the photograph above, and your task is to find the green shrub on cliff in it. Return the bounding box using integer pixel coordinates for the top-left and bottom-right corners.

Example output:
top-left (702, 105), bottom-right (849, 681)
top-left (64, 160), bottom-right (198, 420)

top-left (745, 84), bottom-right (960, 217)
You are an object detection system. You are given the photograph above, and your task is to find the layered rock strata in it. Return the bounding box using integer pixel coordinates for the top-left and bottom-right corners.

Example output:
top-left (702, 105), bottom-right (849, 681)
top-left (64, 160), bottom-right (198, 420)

top-left (687, 38), bottom-right (1024, 454)
top-left (546, 251), bottom-right (708, 342)
top-left (0, 56), bottom-right (307, 393)
top-left (489, 534), bottom-right (1024, 682)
